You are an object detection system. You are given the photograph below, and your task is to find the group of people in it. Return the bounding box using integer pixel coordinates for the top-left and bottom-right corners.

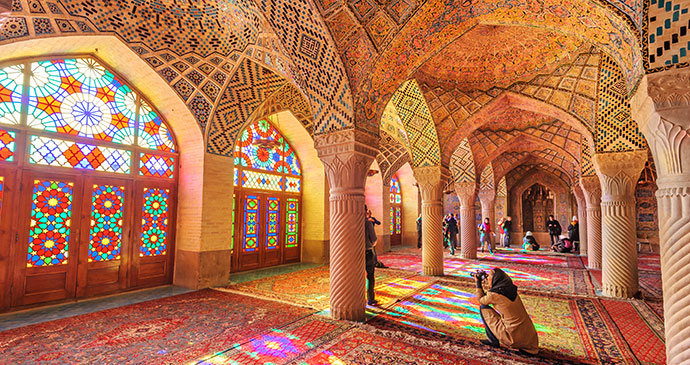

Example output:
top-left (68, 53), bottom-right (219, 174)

top-left (521, 215), bottom-right (580, 253)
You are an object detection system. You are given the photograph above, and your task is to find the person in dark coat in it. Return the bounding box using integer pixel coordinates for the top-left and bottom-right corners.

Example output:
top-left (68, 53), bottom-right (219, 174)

top-left (364, 206), bottom-right (378, 306)
top-left (567, 216), bottom-right (579, 250)
top-left (501, 216), bottom-right (512, 248)
top-left (546, 215), bottom-right (561, 246)
top-left (552, 234), bottom-right (573, 253)
top-left (416, 214), bottom-right (422, 249)
top-left (447, 214), bottom-right (459, 255)
top-left (522, 231), bottom-right (539, 251)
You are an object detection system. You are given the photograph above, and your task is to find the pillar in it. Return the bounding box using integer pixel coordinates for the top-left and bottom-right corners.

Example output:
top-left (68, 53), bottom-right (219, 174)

top-left (315, 130), bottom-right (377, 321)
top-left (642, 69), bottom-right (690, 364)
top-left (580, 176), bottom-right (602, 269)
top-left (594, 150), bottom-right (647, 298)
top-left (572, 184), bottom-right (588, 256)
top-left (478, 189), bottom-right (496, 234)
top-left (380, 181), bottom-right (392, 253)
top-left (455, 182), bottom-right (478, 259)
top-left (412, 166), bottom-right (446, 275)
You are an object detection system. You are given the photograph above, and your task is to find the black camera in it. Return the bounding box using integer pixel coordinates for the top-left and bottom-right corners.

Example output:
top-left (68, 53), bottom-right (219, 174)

top-left (470, 270), bottom-right (488, 281)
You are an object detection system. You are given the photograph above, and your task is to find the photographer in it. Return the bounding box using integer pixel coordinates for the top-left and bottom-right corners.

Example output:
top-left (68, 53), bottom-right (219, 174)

top-left (474, 268), bottom-right (539, 355)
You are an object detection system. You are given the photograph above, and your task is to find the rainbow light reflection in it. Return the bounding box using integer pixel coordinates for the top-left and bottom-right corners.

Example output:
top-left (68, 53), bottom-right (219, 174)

top-left (478, 251), bottom-right (566, 266)
top-left (446, 262), bottom-right (550, 283)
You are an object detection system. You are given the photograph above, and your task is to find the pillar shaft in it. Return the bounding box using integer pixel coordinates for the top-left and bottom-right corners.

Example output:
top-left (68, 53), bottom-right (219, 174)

top-left (413, 166), bottom-right (446, 275)
top-left (580, 176), bottom-right (602, 269)
top-left (594, 150), bottom-right (647, 298)
top-left (478, 189), bottom-right (496, 230)
top-left (455, 182), bottom-right (478, 259)
top-left (315, 130), bottom-right (377, 322)
top-left (572, 184), bottom-right (588, 255)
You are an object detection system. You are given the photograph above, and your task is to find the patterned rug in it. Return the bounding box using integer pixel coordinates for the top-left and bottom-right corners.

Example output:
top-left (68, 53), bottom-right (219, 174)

top-left (589, 270), bottom-right (663, 300)
top-left (366, 281), bottom-right (644, 364)
top-left (0, 290), bottom-right (312, 364)
top-left (638, 253), bottom-right (661, 271)
top-left (220, 265), bottom-right (418, 310)
top-left (600, 299), bottom-right (666, 364)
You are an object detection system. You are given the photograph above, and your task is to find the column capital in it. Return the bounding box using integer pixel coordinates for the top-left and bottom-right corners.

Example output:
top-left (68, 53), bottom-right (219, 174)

top-left (413, 166), bottom-right (447, 201)
top-left (648, 68), bottom-right (690, 111)
top-left (594, 150), bottom-right (647, 200)
top-left (454, 182), bottom-right (477, 206)
top-left (315, 129), bottom-right (377, 192)
top-left (579, 175), bottom-right (602, 206)
top-left (478, 189), bottom-right (496, 204)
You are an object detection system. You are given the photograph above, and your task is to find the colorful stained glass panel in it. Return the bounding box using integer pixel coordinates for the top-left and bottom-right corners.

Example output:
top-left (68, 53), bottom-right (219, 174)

top-left (0, 129), bottom-right (15, 161)
top-left (285, 176), bottom-right (300, 193)
top-left (241, 170), bottom-right (283, 191)
top-left (137, 101), bottom-right (177, 153)
top-left (89, 185), bottom-right (124, 262)
top-left (265, 197), bottom-right (280, 250)
top-left (140, 188), bottom-right (169, 256)
top-left (285, 198), bottom-right (299, 248)
top-left (0, 64), bottom-right (23, 125)
top-left (236, 119), bottom-right (301, 176)
top-left (29, 135), bottom-right (131, 173)
top-left (0, 176), bottom-right (4, 216)
top-left (234, 168), bottom-right (238, 186)
top-left (390, 207), bottom-right (394, 234)
top-left (390, 176), bottom-right (401, 204)
top-left (243, 195), bottom-right (260, 252)
top-left (27, 180), bottom-right (73, 267)
top-left (282, 143), bottom-right (301, 176)
top-left (395, 206), bottom-right (402, 234)
top-left (139, 153), bottom-right (174, 179)
top-left (27, 59), bottom-right (137, 144)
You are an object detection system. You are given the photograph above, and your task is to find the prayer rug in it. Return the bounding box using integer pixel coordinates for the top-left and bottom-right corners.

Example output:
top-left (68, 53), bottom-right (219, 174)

top-left (638, 253), bottom-right (661, 272)
top-left (220, 265), bottom-right (416, 310)
top-left (196, 315), bottom-right (352, 364)
top-left (0, 290), bottom-right (312, 364)
top-left (366, 281), bottom-right (638, 364)
top-left (290, 327), bottom-right (493, 365)
top-left (600, 299), bottom-right (665, 364)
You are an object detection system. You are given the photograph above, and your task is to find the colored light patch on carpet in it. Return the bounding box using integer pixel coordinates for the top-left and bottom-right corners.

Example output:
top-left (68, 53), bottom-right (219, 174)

top-left (197, 316), bottom-right (350, 365)
top-left (374, 275), bottom-right (437, 307)
top-left (477, 251), bottom-right (569, 267)
top-left (0, 290), bottom-right (312, 363)
top-left (294, 328), bottom-right (488, 365)
top-left (600, 299), bottom-right (665, 364)
top-left (378, 254), bottom-right (467, 273)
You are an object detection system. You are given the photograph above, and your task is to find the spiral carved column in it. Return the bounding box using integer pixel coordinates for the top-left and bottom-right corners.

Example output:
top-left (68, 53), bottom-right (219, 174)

top-left (315, 130), bottom-right (377, 322)
top-left (642, 69), bottom-right (690, 364)
top-left (455, 182), bottom-right (478, 259)
top-left (572, 184), bottom-right (588, 256)
top-left (594, 151), bottom-right (647, 298)
top-left (413, 166), bottom-right (446, 276)
top-left (580, 176), bottom-right (602, 269)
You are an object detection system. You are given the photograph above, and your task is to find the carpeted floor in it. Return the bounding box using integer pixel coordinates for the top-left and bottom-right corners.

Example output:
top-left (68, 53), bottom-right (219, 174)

top-left (0, 290), bottom-right (312, 363)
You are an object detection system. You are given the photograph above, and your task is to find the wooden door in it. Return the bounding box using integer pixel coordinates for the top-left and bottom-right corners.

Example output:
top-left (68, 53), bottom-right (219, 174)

top-left (262, 195), bottom-right (282, 267)
top-left (11, 172), bottom-right (84, 306)
top-left (0, 168), bottom-right (17, 310)
top-left (129, 181), bottom-right (176, 288)
top-left (76, 178), bottom-right (132, 298)
top-left (283, 197), bottom-right (300, 263)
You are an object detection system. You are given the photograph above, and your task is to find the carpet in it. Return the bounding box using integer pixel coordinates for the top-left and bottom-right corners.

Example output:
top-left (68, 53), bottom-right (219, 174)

top-left (589, 270), bottom-right (663, 300)
top-left (0, 290), bottom-right (312, 364)
top-left (600, 299), bottom-right (665, 364)
top-left (220, 266), bottom-right (417, 310)
top-left (477, 251), bottom-right (570, 267)
top-left (638, 253), bottom-right (661, 272)
top-left (366, 281), bottom-right (640, 364)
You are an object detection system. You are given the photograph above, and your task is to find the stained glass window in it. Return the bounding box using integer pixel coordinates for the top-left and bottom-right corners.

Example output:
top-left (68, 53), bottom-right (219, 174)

top-left (265, 197), bottom-right (280, 250)
top-left (29, 135), bottom-right (131, 174)
top-left (390, 175), bottom-right (402, 236)
top-left (285, 176), bottom-right (301, 193)
top-left (27, 180), bottom-right (73, 267)
top-left (395, 206), bottom-right (402, 234)
top-left (0, 129), bottom-right (15, 161)
top-left (140, 188), bottom-right (169, 257)
top-left (390, 207), bottom-right (394, 235)
top-left (241, 170), bottom-right (283, 191)
top-left (285, 198), bottom-right (299, 248)
top-left (390, 176), bottom-right (401, 204)
top-left (27, 59), bottom-right (137, 144)
top-left (243, 195), bottom-right (259, 252)
top-left (0, 64), bottom-right (24, 125)
top-left (234, 119), bottom-right (301, 176)
top-left (89, 185), bottom-right (124, 262)
top-left (137, 101), bottom-right (176, 153)
top-left (139, 153), bottom-right (174, 179)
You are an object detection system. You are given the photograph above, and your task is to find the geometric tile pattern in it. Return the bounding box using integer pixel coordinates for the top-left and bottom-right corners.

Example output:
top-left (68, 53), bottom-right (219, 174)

top-left (252, 82), bottom-right (314, 135)
top-left (390, 79), bottom-right (440, 167)
top-left (507, 162), bottom-right (573, 188)
top-left (376, 130), bottom-right (411, 185)
top-left (380, 99), bottom-right (409, 148)
top-left (596, 55), bottom-right (648, 153)
top-left (449, 138), bottom-right (475, 184)
top-left (206, 58), bottom-right (287, 155)
top-left (496, 176), bottom-right (507, 197)
top-left (492, 149), bottom-right (577, 185)
top-left (479, 163), bottom-right (494, 191)
top-left (581, 141), bottom-right (595, 176)
top-left (646, 0), bottom-right (690, 71)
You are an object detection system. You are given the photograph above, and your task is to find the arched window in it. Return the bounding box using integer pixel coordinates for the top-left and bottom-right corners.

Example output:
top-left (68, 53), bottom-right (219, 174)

top-left (232, 119), bottom-right (302, 272)
top-left (0, 57), bottom-right (178, 311)
top-left (390, 175), bottom-right (402, 246)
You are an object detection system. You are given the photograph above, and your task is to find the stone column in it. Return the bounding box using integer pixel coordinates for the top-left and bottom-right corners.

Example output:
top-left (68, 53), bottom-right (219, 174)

top-left (455, 182), bottom-right (478, 259)
top-left (572, 184), bottom-right (588, 256)
top-left (412, 166), bottom-right (446, 275)
top-left (594, 150), bottom-right (647, 298)
top-left (315, 130), bottom-right (377, 322)
top-left (643, 69), bottom-right (690, 364)
top-left (478, 189), bottom-right (496, 234)
top-left (580, 176), bottom-right (602, 269)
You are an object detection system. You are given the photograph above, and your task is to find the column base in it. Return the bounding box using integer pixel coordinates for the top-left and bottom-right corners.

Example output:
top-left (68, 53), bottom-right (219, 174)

top-left (461, 252), bottom-right (477, 260)
top-left (602, 283), bottom-right (637, 299)
top-left (331, 306), bottom-right (366, 322)
top-left (423, 265), bottom-right (444, 276)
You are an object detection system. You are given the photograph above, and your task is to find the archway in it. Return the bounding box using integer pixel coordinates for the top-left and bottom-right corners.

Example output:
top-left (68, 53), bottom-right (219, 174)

top-left (521, 184), bottom-right (555, 234)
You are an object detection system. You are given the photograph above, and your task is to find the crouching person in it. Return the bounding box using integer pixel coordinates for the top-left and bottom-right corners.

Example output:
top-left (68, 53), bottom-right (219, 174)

top-left (474, 268), bottom-right (539, 356)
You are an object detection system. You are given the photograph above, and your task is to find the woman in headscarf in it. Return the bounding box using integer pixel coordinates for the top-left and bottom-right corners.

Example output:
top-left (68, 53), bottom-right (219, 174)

top-left (522, 231), bottom-right (539, 251)
top-left (474, 268), bottom-right (539, 355)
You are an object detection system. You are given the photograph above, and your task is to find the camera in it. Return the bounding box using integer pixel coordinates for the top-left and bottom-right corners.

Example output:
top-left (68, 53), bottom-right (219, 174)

top-left (470, 270), bottom-right (488, 281)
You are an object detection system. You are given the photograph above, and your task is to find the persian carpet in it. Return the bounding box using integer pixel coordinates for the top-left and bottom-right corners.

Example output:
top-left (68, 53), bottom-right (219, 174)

top-left (600, 299), bottom-right (666, 364)
top-left (220, 265), bottom-right (417, 310)
top-left (0, 290), bottom-right (312, 364)
top-left (477, 251), bottom-right (570, 267)
top-left (589, 270), bottom-right (663, 300)
top-left (638, 253), bottom-right (661, 272)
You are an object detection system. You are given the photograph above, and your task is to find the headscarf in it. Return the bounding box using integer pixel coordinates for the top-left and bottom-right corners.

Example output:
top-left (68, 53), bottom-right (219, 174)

top-left (489, 268), bottom-right (518, 301)
top-left (525, 231), bottom-right (533, 237)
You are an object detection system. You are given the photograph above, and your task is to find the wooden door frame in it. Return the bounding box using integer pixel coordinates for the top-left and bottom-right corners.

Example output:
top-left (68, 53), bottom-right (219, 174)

top-left (0, 167), bottom-right (18, 311)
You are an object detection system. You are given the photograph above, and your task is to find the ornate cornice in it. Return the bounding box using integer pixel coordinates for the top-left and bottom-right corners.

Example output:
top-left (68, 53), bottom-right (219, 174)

top-left (648, 68), bottom-right (690, 110)
top-left (314, 128), bottom-right (379, 158)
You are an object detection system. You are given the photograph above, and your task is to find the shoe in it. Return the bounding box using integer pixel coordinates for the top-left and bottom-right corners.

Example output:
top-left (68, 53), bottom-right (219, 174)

top-left (367, 301), bottom-right (379, 306)
top-left (480, 339), bottom-right (500, 348)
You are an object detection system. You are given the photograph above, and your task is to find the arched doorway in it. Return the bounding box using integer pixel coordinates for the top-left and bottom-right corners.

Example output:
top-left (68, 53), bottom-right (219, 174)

top-left (231, 118), bottom-right (302, 272)
top-left (521, 184), bottom-right (554, 233)
top-left (0, 57), bottom-right (178, 310)
top-left (389, 175), bottom-right (402, 246)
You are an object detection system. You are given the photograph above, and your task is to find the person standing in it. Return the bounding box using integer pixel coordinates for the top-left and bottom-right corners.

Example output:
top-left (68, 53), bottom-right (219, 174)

top-left (365, 206), bottom-right (378, 306)
top-left (478, 218), bottom-right (494, 254)
top-left (416, 214), bottom-right (422, 249)
top-left (447, 214), bottom-right (458, 255)
top-left (567, 216), bottom-right (579, 251)
top-left (502, 216), bottom-right (512, 248)
top-left (546, 215), bottom-right (561, 247)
